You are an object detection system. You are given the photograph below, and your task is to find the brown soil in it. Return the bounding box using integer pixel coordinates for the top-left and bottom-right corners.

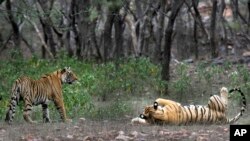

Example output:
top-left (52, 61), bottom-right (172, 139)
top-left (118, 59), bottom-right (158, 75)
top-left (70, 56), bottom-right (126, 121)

top-left (0, 118), bottom-right (231, 141)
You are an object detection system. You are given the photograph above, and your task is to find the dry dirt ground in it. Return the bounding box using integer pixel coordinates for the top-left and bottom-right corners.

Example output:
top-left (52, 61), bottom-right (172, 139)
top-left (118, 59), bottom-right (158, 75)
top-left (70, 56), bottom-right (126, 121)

top-left (0, 117), bottom-right (232, 141)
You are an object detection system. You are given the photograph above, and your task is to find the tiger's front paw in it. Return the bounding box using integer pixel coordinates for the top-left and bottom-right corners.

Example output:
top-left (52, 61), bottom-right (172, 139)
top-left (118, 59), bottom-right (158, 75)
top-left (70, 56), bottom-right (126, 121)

top-left (131, 117), bottom-right (148, 125)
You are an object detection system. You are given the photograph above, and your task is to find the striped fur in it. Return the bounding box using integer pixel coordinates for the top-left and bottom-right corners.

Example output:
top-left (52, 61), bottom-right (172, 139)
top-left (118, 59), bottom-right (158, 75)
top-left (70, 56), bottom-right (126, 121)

top-left (5, 67), bottom-right (78, 124)
top-left (131, 87), bottom-right (246, 125)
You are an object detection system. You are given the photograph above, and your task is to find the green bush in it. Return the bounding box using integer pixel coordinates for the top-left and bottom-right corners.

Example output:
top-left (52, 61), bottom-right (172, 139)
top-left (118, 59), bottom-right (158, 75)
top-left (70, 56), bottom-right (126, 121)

top-left (1, 57), bottom-right (249, 121)
top-left (0, 57), bottom-right (164, 121)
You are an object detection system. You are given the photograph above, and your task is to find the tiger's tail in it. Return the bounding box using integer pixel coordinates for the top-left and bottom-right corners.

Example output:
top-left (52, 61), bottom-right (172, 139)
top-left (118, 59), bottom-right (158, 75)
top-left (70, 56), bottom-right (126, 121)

top-left (5, 81), bottom-right (21, 124)
top-left (228, 88), bottom-right (246, 124)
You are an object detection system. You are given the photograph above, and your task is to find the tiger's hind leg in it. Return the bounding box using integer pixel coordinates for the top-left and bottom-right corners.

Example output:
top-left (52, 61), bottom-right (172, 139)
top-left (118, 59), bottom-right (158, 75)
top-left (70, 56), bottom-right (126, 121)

top-left (5, 85), bottom-right (20, 124)
top-left (23, 98), bottom-right (37, 123)
top-left (5, 99), bottom-right (17, 124)
top-left (42, 104), bottom-right (51, 123)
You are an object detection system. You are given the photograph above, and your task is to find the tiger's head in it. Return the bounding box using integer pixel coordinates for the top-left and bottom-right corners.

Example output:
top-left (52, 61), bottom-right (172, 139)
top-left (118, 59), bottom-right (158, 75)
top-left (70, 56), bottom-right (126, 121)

top-left (139, 102), bottom-right (165, 124)
top-left (61, 67), bottom-right (78, 84)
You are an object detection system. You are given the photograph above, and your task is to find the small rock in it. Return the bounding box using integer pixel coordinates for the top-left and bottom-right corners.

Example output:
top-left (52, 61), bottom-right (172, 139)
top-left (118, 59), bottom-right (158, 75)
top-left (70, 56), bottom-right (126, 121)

top-left (97, 138), bottom-right (104, 141)
top-left (129, 131), bottom-right (138, 137)
top-left (115, 134), bottom-right (133, 141)
top-left (138, 132), bottom-right (148, 137)
top-left (159, 130), bottom-right (164, 136)
top-left (66, 134), bottom-right (73, 139)
top-left (74, 126), bottom-right (80, 129)
top-left (115, 131), bottom-right (133, 141)
top-left (191, 132), bottom-right (197, 136)
top-left (79, 117), bottom-right (86, 123)
top-left (196, 136), bottom-right (209, 141)
top-left (118, 131), bottom-right (125, 135)
top-left (0, 128), bottom-right (6, 133)
top-left (83, 136), bottom-right (92, 141)
top-left (21, 134), bottom-right (43, 141)
top-left (184, 58), bottom-right (194, 64)
top-left (242, 51), bottom-right (250, 57)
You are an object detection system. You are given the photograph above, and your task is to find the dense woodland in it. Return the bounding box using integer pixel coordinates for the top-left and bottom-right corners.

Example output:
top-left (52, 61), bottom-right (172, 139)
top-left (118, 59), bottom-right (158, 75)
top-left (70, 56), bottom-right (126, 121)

top-left (0, 1), bottom-right (250, 140)
top-left (1, 0), bottom-right (250, 93)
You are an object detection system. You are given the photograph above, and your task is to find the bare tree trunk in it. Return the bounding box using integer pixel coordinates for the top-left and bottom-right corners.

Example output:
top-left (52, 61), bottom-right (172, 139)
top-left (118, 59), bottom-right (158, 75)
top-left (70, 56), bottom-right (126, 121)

top-left (68, 0), bottom-right (78, 58)
top-left (90, 19), bottom-right (102, 60)
top-left (124, 14), bottom-right (138, 57)
top-left (176, 12), bottom-right (189, 60)
top-left (0, 32), bottom-right (2, 46)
top-left (162, 0), bottom-right (184, 95)
top-left (231, 0), bottom-right (239, 20)
top-left (78, 0), bottom-right (90, 59)
top-left (135, 0), bottom-right (155, 57)
top-left (59, 0), bottom-right (73, 57)
top-left (70, 0), bottom-right (81, 58)
top-left (186, 0), bottom-right (209, 39)
top-left (192, 0), bottom-right (199, 59)
top-left (66, 31), bottom-right (74, 57)
top-left (23, 15), bottom-right (54, 59)
top-left (154, 0), bottom-right (166, 62)
top-left (134, 0), bottom-right (143, 56)
top-left (103, 10), bottom-right (115, 62)
top-left (39, 18), bottom-right (57, 58)
top-left (21, 34), bottom-right (34, 54)
top-left (0, 0), bottom-right (4, 5)
top-left (114, 14), bottom-right (123, 60)
top-left (210, 0), bottom-right (218, 58)
top-left (231, 0), bottom-right (248, 25)
top-left (69, 0), bottom-right (89, 59)
top-left (248, 0), bottom-right (250, 25)
top-left (247, 0), bottom-right (250, 33)
top-left (125, 0), bottom-right (152, 57)
top-left (6, 0), bottom-right (22, 58)
top-left (218, 0), bottom-right (229, 56)
top-left (38, 0), bottom-right (57, 58)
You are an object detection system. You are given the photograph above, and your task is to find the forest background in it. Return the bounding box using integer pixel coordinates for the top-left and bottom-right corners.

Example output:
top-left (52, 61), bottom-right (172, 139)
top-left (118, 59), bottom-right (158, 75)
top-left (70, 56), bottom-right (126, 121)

top-left (0, 0), bottom-right (250, 140)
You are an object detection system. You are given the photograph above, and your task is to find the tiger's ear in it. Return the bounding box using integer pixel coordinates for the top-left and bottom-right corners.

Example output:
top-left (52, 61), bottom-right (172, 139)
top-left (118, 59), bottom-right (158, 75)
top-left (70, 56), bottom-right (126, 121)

top-left (61, 68), bottom-right (66, 73)
top-left (61, 67), bottom-right (70, 73)
top-left (153, 102), bottom-right (158, 110)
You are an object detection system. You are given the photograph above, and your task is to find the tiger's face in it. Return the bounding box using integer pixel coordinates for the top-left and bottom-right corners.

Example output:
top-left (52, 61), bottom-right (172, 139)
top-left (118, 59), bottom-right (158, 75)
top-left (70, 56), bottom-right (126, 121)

top-left (61, 67), bottom-right (78, 84)
top-left (140, 102), bottom-right (165, 123)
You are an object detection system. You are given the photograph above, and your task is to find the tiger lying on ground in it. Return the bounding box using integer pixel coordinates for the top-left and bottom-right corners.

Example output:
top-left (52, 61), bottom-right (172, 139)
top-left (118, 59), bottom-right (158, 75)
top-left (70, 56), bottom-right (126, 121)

top-left (132, 87), bottom-right (246, 125)
top-left (5, 67), bottom-right (78, 124)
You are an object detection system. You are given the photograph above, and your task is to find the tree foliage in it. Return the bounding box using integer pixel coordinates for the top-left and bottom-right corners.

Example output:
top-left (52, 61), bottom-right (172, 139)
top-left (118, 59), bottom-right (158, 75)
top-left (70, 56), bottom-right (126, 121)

top-left (0, 0), bottom-right (250, 95)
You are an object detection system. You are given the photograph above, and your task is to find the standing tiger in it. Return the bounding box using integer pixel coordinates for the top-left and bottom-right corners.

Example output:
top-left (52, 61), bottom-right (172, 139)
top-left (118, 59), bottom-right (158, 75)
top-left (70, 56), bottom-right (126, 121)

top-left (131, 87), bottom-right (246, 125)
top-left (5, 67), bottom-right (78, 124)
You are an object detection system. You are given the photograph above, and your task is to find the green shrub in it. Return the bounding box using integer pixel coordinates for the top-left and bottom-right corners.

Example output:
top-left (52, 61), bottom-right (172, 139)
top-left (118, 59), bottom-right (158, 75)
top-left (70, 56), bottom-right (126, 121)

top-left (1, 57), bottom-right (248, 121)
top-left (0, 57), bottom-right (164, 121)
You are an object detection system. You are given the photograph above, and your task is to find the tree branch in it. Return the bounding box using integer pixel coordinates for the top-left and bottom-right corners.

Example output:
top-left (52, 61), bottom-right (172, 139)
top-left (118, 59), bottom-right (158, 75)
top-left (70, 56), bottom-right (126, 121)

top-left (23, 15), bottom-right (54, 59)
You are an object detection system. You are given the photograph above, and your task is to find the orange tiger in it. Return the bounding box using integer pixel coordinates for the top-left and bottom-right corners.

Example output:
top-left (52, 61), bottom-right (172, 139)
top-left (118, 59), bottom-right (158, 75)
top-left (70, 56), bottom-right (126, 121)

top-left (132, 87), bottom-right (246, 125)
top-left (5, 67), bottom-right (78, 124)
